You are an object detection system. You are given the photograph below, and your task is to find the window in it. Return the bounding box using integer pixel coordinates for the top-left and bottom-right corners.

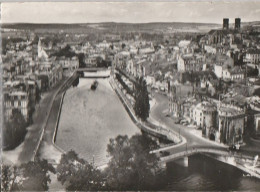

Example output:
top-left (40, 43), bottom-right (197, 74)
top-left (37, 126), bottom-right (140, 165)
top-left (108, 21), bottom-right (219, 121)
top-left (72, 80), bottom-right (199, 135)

top-left (18, 101), bottom-right (21, 106)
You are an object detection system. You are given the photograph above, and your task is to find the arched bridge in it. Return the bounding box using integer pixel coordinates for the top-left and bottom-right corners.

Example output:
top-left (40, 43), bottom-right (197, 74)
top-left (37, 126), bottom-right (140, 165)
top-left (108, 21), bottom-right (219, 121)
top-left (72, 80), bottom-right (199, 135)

top-left (160, 147), bottom-right (255, 164)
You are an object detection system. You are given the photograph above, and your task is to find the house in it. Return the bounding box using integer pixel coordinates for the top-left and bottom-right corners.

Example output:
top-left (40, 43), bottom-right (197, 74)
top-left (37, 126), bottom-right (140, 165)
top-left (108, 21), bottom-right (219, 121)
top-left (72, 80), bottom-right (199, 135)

top-left (214, 56), bottom-right (235, 79)
top-left (191, 101), bottom-right (217, 138)
top-left (3, 89), bottom-right (30, 122)
top-left (55, 56), bottom-right (79, 76)
top-left (177, 54), bottom-right (205, 72)
top-left (217, 103), bottom-right (245, 145)
top-left (244, 49), bottom-right (260, 64)
top-left (222, 66), bottom-right (245, 81)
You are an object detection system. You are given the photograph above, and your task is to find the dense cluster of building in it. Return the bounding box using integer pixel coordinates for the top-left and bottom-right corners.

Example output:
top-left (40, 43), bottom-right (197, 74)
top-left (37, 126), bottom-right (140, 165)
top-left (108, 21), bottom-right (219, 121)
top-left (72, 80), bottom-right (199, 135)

top-left (2, 17), bottom-right (260, 146)
top-left (110, 18), bottom-right (260, 146)
top-left (3, 37), bottom-right (79, 123)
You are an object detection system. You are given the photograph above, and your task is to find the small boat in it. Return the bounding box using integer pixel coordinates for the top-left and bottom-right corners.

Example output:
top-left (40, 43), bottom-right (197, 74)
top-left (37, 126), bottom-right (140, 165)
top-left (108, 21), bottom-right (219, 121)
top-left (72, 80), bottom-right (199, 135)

top-left (91, 80), bottom-right (98, 90)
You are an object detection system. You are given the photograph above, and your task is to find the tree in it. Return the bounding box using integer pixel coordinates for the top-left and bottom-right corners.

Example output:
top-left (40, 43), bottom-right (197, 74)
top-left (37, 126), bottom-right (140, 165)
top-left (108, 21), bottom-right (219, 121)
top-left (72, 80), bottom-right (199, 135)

top-left (72, 75), bottom-right (79, 87)
top-left (134, 77), bottom-right (150, 121)
top-left (1, 159), bottom-right (54, 191)
top-left (51, 45), bottom-right (76, 58)
top-left (121, 43), bottom-right (126, 49)
top-left (3, 109), bottom-right (27, 150)
top-left (1, 165), bottom-right (21, 191)
top-left (56, 150), bottom-right (105, 191)
top-left (105, 134), bottom-right (159, 190)
top-left (19, 159), bottom-right (55, 191)
top-left (77, 53), bottom-right (86, 68)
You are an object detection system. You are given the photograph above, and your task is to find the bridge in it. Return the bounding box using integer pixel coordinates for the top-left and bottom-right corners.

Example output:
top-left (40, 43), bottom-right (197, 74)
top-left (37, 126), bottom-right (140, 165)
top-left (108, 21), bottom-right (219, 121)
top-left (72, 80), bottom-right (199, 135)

top-left (160, 147), bottom-right (255, 163)
top-left (76, 67), bottom-right (111, 78)
top-left (158, 146), bottom-right (260, 179)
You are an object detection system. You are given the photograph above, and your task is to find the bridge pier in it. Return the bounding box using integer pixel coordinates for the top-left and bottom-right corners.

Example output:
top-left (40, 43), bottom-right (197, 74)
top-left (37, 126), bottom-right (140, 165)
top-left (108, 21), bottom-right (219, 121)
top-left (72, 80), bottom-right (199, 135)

top-left (174, 156), bottom-right (189, 167)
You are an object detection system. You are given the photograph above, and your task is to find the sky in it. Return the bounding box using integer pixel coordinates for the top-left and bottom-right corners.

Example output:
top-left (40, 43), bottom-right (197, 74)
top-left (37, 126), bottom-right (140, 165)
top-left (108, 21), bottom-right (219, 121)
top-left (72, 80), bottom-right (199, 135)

top-left (1, 1), bottom-right (260, 24)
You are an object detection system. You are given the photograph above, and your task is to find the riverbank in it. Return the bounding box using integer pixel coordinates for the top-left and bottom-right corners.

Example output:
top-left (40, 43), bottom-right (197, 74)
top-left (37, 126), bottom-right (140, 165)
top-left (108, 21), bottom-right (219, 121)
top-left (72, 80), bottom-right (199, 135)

top-left (111, 77), bottom-right (183, 145)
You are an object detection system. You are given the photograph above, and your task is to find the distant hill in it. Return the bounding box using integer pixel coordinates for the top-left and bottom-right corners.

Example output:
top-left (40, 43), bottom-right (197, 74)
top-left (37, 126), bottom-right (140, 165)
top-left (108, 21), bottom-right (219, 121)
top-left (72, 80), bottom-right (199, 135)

top-left (1, 22), bottom-right (222, 33)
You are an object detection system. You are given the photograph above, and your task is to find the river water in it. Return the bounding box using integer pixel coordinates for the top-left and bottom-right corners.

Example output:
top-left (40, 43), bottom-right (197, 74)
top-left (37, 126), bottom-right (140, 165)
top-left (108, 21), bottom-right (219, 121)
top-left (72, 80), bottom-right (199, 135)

top-left (155, 154), bottom-right (260, 191)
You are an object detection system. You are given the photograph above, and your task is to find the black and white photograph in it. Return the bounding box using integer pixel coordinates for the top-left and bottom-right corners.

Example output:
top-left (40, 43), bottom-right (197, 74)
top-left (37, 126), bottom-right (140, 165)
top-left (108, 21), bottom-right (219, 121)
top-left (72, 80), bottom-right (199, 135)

top-left (1, 1), bottom-right (260, 191)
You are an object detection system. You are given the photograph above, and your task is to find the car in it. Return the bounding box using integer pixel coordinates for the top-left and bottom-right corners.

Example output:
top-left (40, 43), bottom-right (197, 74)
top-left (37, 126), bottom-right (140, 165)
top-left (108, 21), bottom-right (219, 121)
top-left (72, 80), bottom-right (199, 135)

top-left (229, 145), bottom-right (239, 151)
top-left (160, 151), bottom-right (170, 157)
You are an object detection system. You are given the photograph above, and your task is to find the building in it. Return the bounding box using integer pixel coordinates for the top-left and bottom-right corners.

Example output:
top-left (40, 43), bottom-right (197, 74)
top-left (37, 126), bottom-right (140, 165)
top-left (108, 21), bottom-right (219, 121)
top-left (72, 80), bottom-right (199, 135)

top-left (55, 56), bottom-right (79, 76)
top-left (244, 49), bottom-right (260, 65)
top-left (217, 103), bottom-right (245, 145)
top-left (222, 66), bottom-right (245, 81)
top-left (177, 54), bottom-right (204, 72)
top-left (38, 38), bottom-right (49, 59)
top-left (214, 56), bottom-right (235, 79)
top-left (3, 90), bottom-right (30, 122)
top-left (191, 101), bottom-right (217, 139)
top-left (223, 18), bottom-right (229, 30)
top-left (235, 18), bottom-right (241, 30)
top-left (168, 84), bottom-right (194, 117)
top-left (254, 113), bottom-right (260, 135)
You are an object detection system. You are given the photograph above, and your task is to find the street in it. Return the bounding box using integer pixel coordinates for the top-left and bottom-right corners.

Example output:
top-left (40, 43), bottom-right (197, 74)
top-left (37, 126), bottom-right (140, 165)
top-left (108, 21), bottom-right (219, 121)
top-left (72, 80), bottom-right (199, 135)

top-left (150, 93), bottom-right (229, 155)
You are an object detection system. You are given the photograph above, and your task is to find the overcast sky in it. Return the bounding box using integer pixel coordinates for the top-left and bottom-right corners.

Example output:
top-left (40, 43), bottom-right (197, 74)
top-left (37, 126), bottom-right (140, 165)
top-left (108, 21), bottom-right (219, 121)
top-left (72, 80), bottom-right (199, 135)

top-left (2, 1), bottom-right (260, 24)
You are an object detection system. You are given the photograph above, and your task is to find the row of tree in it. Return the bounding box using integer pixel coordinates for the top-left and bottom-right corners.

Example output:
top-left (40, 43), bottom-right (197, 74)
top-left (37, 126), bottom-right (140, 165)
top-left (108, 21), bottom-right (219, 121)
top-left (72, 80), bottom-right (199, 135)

top-left (2, 134), bottom-right (160, 191)
top-left (115, 72), bottom-right (150, 121)
top-left (115, 73), bottom-right (134, 96)
top-left (134, 77), bottom-right (150, 121)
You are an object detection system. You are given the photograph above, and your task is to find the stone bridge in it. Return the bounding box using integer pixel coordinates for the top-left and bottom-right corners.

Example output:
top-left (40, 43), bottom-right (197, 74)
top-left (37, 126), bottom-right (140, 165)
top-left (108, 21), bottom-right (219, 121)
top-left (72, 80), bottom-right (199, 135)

top-left (159, 147), bottom-right (260, 179)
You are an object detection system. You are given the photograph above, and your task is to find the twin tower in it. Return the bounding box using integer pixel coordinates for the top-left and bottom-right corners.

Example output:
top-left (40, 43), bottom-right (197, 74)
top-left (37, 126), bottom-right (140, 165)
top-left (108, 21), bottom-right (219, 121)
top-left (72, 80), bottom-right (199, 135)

top-left (223, 18), bottom-right (241, 30)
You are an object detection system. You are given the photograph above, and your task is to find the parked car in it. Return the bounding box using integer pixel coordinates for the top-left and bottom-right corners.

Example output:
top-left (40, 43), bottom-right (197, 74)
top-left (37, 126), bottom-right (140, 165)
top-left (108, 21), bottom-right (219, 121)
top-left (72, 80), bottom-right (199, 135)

top-left (229, 144), bottom-right (240, 151)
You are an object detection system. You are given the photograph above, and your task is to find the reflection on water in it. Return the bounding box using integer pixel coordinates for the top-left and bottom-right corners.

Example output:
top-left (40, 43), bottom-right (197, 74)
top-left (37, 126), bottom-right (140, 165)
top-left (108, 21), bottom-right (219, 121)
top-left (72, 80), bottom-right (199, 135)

top-left (155, 154), bottom-right (260, 191)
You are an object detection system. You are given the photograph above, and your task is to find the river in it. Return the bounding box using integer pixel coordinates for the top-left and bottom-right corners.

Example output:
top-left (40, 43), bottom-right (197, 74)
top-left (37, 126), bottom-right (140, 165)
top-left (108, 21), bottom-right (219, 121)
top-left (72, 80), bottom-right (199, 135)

top-left (56, 78), bottom-right (140, 167)
top-left (154, 154), bottom-right (260, 191)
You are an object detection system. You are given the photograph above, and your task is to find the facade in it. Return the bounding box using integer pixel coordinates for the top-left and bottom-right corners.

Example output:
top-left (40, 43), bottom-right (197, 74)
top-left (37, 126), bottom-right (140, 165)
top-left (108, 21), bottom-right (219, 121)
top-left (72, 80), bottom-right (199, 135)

top-left (244, 49), bottom-right (260, 64)
top-left (55, 56), bottom-right (79, 76)
top-left (222, 66), bottom-right (245, 81)
top-left (177, 54), bottom-right (204, 72)
top-left (254, 113), bottom-right (260, 135)
top-left (217, 103), bottom-right (245, 145)
top-left (4, 90), bottom-right (30, 122)
top-left (191, 101), bottom-right (217, 130)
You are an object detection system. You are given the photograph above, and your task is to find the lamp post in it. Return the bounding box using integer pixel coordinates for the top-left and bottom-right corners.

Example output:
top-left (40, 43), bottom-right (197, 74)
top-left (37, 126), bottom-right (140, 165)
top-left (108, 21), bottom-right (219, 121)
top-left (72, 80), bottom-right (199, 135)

top-left (92, 155), bottom-right (95, 166)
